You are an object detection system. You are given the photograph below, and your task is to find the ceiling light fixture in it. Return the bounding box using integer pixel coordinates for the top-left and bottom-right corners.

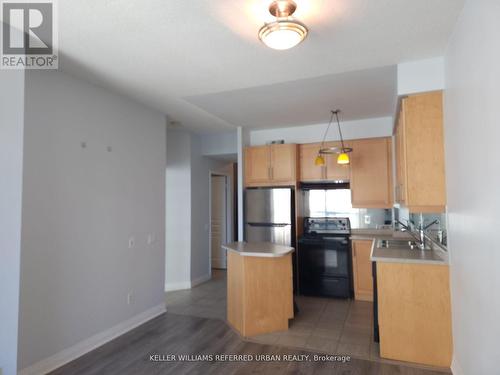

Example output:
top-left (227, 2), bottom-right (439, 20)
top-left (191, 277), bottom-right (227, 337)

top-left (258, 0), bottom-right (308, 50)
top-left (315, 110), bottom-right (353, 166)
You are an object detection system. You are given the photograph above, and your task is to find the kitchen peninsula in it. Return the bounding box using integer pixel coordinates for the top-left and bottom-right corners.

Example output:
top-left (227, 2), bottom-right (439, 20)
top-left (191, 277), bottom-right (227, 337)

top-left (222, 242), bottom-right (294, 337)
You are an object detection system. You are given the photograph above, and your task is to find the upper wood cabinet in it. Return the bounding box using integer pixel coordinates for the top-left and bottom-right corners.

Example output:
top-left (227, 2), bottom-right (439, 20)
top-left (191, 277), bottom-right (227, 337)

top-left (244, 144), bottom-right (297, 187)
top-left (350, 137), bottom-right (393, 208)
top-left (351, 240), bottom-right (373, 302)
top-left (395, 91), bottom-right (446, 212)
top-left (299, 141), bottom-right (350, 182)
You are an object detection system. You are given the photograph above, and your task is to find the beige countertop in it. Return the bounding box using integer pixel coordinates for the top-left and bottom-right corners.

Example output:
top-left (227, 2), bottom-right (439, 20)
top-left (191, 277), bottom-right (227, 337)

top-left (349, 229), bottom-right (448, 265)
top-left (222, 241), bottom-right (294, 258)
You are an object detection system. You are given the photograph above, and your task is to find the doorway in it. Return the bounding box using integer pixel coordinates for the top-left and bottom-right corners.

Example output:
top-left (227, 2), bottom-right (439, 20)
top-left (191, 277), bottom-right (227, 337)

top-left (210, 174), bottom-right (229, 270)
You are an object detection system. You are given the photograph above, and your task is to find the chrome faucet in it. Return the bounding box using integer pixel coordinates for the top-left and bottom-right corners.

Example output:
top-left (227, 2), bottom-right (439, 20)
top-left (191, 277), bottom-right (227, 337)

top-left (394, 219), bottom-right (424, 249)
top-left (395, 219), bottom-right (440, 250)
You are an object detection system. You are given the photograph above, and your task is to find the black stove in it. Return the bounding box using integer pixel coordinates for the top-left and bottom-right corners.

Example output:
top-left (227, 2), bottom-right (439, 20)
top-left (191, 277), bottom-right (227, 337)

top-left (298, 217), bottom-right (353, 298)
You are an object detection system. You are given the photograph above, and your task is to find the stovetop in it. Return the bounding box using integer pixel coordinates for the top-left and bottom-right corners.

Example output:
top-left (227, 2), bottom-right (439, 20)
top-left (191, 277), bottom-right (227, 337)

top-left (302, 217), bottom-right (351, 237)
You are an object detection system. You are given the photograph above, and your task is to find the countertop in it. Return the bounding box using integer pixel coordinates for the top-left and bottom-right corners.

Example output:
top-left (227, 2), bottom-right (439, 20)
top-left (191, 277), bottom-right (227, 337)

top-left (350, 228), bottom-right (448, 265)
top-left (222, 241), bottom-right (294, 258)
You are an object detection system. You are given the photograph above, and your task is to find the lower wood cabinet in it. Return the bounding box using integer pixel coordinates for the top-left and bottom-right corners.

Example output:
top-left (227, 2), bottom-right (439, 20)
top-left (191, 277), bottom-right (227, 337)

top-left (351, 240), bottom-right (373, 301)
top-left (377, 262), bottom-right (452, 367)
top-left (350, 137), bottom-right (393, 208)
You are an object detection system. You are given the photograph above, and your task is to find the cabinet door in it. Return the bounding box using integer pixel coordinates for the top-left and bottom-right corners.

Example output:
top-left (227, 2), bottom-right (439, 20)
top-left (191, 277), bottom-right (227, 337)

top-left (352, 240), bottom-right (373, 301)
top-left (245, 146), bottom-right (270, 186)
top-left (325, 141), bottom-right (351, 181)
top-left (403, 92), bottom-right (446, 211)
top-left (299, 143), bottom-right (325, 181)
top-left (270, 144), bottom-right (297, 184)
top-left (350, 137), bottom-right (393, 208)
top-left (395, 102), bottom-right (408, 204)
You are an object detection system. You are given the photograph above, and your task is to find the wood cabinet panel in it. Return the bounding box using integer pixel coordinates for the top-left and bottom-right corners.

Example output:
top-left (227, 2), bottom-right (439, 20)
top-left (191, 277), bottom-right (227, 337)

top-left (377, 262), bottom-right (452, 367)
top-left (244, 144), bottom-right (297, 187)
top-left (270, 144), bottom-right (297, 183)
top-left (350, 137), bottom-right (393, 208)
top-left (402, 92), bottom-right (446, 212)
top-left (351, 240), bottom-right (373, 301)
top-left (299, 142), bottom-right (325, 181)
top-left (245, 146), bottom-right (270, 186)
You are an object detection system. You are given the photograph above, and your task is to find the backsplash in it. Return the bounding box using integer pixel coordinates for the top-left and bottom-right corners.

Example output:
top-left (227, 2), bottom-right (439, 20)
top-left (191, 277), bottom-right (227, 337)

top-left (396, 207), bottom-right (448, 247)
top-left (301, 188), bottom-right (393, 229)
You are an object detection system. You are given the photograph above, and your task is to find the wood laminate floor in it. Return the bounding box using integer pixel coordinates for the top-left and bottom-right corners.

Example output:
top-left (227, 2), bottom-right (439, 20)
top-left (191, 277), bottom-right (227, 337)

top-left (50, 312), bottom-right (448, 375)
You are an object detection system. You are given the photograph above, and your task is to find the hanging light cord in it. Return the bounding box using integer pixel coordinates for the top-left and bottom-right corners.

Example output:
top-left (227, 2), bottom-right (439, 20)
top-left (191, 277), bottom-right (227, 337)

top-left (320, 110), bottom-right (336, 149)
top-left (320, 110), bottom-right (345, 151)
top-left (334, 110), bottom-right (346, 152)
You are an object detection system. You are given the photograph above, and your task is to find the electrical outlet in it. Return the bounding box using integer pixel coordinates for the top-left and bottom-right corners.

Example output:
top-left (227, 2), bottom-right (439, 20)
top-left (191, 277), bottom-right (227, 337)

top-left (147, 233), bottom-right (155, 245)
top-left (127, 291), bottom-right (134, 305)
top-left (364, 215), bottom-right (371, 225)
top-left (128, 236), bottom-right (135, 248)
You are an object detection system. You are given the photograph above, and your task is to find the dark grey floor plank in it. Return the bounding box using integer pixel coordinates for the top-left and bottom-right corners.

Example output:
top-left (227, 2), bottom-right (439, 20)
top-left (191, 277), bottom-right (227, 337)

top-left (48, 313), bottom-right (446, 375)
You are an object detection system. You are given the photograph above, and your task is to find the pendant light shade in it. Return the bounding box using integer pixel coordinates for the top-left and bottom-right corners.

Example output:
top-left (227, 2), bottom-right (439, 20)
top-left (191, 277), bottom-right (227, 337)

top-left (314, 154), bottom-right (325, 166)
top-left (337, 152), bottom-right (350, 165)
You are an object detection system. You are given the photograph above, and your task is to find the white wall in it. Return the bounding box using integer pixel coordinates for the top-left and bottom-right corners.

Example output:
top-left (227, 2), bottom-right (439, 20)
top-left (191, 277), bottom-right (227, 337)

top-left (165, 130), bottom-right (192, 290)
top-left (444, 1), bottom-right (499, 374)
top-left (397, 57), bottom-right (445, 95)
top-left (18, 70), bottom-right (167, 371)
top-left (249, 117), bottom-right (393, 146)
top-left (201, 131), bottom-right (237, 158)
top-left (0, 68), bottom-right (25, 375)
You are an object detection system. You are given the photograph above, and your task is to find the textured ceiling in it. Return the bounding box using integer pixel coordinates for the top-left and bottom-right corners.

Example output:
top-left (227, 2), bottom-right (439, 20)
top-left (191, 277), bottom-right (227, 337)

top-left (58, 0), bottom-right (465, 132)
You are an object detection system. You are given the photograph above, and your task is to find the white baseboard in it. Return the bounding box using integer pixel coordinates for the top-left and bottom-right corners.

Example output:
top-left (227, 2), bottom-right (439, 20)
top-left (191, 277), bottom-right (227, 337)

top-left (191, 274), bottom-right (211, 288)
top-left (164, 274), bottom-right (211, 292)
top-left (19, 304), bottom-right (166, 375)
top-left (164, 280), bottom-right (191, 292)
top-left (451, 355), bottom-right (463, 375)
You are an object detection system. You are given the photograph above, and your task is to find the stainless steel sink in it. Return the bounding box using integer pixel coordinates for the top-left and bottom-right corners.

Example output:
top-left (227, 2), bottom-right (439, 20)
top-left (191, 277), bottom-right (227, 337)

top-left (376, 239), bottom-right (428, 250)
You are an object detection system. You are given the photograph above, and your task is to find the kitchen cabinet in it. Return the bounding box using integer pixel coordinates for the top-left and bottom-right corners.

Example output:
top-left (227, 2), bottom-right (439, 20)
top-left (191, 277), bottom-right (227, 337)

top-left (350, 137), bottom-right (393, 208)
top-left (298, 141), bottom-right (350, 182)
top-left (351, 240), bottom-right (373, 301)
top-left (377, 262), bottom-right (452, 367)
top-left (395, 91), bottom-right (446, 212)
top-left (245, 144), bottom-right (297, 187)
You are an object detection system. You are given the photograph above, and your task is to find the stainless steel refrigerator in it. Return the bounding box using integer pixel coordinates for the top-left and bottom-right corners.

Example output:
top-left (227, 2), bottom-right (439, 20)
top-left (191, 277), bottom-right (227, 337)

top-left (244, 188), bottom-right (293, 246)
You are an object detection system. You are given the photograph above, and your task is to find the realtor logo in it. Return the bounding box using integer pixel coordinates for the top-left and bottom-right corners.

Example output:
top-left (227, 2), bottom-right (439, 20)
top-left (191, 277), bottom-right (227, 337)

top-left (1, 0), bottom-right (58, 69)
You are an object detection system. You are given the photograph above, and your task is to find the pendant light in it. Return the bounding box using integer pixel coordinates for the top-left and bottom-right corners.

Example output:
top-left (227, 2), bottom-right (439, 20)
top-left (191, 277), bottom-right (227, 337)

top-left (259, 0), bottom-right (308, 50)
top-left (315, 110), bottom-right (353, 166)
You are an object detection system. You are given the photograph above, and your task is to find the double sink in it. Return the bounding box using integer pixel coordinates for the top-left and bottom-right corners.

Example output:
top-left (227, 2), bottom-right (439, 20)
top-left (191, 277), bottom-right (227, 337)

top-left (376, 238), bottom-right (429, 250)
top-left (371, 237), bottom-right (447, 264)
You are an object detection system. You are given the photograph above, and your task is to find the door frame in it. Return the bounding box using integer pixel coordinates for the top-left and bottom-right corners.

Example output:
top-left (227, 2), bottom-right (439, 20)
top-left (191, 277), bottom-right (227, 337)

top-left (208, 171), bottom-right (232, 277)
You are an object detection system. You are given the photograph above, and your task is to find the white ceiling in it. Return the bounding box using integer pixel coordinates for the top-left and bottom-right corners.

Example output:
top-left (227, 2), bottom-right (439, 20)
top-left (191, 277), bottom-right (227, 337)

top-left (59, 0), bottom-right (464, 133)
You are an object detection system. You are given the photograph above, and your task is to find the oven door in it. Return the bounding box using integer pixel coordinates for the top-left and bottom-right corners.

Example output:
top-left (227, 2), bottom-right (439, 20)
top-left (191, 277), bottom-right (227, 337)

top-left (299, 237), bottom-right (349, 277)
top-left (298, 237), bottom-right (350, 297)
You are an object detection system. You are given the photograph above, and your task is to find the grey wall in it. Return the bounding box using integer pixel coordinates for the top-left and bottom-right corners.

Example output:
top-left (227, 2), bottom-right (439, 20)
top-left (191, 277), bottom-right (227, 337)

top-left (18, 70), bottom-right (166, 369)
top-left (190, 134), bottom-right (232, 283)
top-left (165, 129), bottom-right (232, 290)
top-left (444, 1), bottom-right (499, 374)
top-left (165, 129), bottom-right (192, 290)
top-left (0, 68), bottom-right (25, 375)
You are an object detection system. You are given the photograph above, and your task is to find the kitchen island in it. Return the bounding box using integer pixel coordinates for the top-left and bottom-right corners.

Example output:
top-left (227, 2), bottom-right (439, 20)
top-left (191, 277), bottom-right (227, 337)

top-left (222, 242), bottom-right (294, 337)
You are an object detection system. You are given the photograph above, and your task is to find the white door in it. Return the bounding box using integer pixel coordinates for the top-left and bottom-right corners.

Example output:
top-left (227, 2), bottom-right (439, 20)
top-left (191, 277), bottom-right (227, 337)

top-left (211, 175), bottom-right (227, 269)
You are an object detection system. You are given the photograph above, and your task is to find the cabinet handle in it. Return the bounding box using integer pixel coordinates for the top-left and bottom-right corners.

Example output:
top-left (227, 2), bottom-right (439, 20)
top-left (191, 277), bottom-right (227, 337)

top-left (268, 166), bottom-right (271, 179)
top-left (270, 167), bottom-right (273, 180)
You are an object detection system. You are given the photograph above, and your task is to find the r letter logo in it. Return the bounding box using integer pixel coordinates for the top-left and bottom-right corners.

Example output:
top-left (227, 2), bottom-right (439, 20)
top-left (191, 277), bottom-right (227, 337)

top-left (1, 0), bottom-right (58, 69)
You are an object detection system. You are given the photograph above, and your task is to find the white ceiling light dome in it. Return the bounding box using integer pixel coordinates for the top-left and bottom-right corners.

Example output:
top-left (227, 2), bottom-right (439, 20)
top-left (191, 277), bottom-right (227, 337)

top-left (258, 0), bottom-right (308, 50)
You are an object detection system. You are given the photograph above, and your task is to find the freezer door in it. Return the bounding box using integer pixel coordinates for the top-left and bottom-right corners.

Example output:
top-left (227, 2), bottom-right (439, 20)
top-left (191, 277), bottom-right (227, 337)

top-left (245, 188), bottom-right (292, 224)
top-left (245, 223), bottom-right (292, 246)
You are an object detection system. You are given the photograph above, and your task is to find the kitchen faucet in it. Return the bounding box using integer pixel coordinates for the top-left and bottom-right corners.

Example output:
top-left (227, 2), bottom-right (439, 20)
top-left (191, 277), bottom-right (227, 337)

top-left (394, 219), bottom-right (439, 250)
